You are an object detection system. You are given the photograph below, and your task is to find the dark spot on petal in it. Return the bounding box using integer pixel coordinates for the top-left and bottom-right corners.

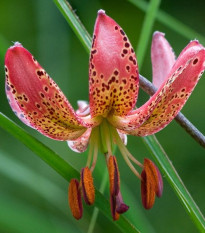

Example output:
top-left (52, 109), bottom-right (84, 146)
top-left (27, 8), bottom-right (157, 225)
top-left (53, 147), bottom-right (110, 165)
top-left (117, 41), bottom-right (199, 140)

top-left (120, 29), bottom-right (125, 35)
top-left (123, 49), bottom-right (128, 54)
top-left (193, 58), bottom-right (198, 65)
top-left (114, 70), bottom-right (119, 76)
top-left (125, 42), bottom-right (130, 48)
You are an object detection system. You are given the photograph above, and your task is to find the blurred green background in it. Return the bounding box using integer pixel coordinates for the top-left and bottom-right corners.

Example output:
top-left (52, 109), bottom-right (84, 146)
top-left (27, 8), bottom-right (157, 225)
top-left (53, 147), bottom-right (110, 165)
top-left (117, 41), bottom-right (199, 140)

top-left (0, 0), bottom-right (205, 232)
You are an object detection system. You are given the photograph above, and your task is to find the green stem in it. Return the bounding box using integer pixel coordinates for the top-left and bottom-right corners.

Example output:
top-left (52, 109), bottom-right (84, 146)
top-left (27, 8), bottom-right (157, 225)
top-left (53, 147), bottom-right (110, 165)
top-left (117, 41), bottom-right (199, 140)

top-left (128, 0), bottom-right (205, 45)
top-left (142, 135), bottom-right (205, 232)
top-left (136, 0), bottom-right (161, 68)
top-left (0, 113), bottom-right (139, 233)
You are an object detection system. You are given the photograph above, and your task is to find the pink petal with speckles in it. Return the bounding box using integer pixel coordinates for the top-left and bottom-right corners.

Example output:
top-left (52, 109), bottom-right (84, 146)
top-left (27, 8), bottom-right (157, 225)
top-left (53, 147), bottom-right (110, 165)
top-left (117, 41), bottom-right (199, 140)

top-left (124, 41), bottom-right (205, 136)
top-left (5, 43), bottom-right (87, 141)
top-left (67, 128), bottom-right (91, 153)
top-left (89, 10), bottom-right (139, 118)
top-left (151, 31), bottom-right (176, 88)
top-left (108, 41), bottom-right (205, 135)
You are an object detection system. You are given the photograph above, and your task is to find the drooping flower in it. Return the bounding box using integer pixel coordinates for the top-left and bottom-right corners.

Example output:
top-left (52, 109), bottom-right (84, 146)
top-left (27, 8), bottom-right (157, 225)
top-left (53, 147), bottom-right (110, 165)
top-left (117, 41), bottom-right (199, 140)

top-left (5, 10), bottom-right (205, 220)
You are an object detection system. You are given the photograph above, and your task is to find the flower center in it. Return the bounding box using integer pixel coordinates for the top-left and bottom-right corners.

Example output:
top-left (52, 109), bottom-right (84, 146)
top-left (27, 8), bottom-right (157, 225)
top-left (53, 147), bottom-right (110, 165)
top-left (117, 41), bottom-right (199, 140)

top-left (87, 119), bottom-right (143, 179)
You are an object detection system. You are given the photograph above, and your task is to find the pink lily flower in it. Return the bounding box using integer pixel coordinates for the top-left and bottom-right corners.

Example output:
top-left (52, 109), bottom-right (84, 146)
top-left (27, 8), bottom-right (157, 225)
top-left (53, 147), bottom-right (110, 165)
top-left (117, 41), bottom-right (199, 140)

top-left (5, 10), bottom-right (205, 220)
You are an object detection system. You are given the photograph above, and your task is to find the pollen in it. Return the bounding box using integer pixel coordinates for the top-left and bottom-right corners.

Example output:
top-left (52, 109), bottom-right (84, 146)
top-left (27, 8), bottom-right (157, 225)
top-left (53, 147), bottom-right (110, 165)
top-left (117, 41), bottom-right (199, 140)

top-left (81, 167), bottom-right (95, 205)
top-left (68, 179), bottom-right (83, 220)
top-left (108, 155), bottom-right (120, 196)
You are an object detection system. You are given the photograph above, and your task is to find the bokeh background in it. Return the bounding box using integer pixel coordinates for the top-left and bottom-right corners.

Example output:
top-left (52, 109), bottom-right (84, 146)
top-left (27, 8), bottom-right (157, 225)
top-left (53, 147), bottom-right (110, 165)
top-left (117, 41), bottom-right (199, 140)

top-left (0, 0), bottom-right (205, 233)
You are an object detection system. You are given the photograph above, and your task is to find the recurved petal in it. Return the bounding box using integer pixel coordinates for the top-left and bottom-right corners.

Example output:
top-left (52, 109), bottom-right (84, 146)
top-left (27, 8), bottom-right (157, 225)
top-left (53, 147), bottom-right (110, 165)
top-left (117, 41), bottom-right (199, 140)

top-left (151, 31), bottom-right (176, 88)
top-left (5, 43), bottom-right (87, 141)
top-left (110, 41), bottom-right (205, 135)
top-left (89, 10), bottom-right (139, 118)
top-left (67, 128), bottom-right (91, 153)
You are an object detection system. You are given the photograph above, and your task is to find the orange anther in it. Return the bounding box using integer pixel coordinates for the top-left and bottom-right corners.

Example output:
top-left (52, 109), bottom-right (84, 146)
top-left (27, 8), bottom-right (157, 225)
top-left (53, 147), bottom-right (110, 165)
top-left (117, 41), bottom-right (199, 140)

top-left (68, 179), bottom-right (83, 220)
top-left (108, 155), bottom-right (120, 196)
top-left (81, 167), bottom-right (95, 205)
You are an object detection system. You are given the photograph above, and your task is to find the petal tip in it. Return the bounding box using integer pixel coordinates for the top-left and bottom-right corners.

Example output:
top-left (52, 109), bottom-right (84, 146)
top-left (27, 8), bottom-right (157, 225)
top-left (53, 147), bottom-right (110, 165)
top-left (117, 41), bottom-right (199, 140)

top-left (98, 9), bottom-right (106, 15)
top-left (153, 31), bottom-right (165, 38)
top-left (10, 41), bottom-right (23, 49)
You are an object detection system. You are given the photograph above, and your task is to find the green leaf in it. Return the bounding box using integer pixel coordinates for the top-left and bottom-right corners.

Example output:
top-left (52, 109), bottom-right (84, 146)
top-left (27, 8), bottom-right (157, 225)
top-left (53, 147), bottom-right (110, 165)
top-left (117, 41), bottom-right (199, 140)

top-left (136, 0), bottom-right (161, 68)
top-left (127, 0), bottom-right (205, 45)
top-left (142, 135), bottom-right (205, 232)
top-left (0, 113), bottom-right (140, 233)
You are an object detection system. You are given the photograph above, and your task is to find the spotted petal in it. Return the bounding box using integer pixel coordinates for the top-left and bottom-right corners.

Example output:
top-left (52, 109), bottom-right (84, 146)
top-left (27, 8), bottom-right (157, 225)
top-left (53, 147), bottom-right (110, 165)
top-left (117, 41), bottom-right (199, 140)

top-left (67, 128), bottom-right (91, 153)
top-left (5, 43), bottom-right (87, 140)
top-left (108, 41), bottom-right (205, 135)
top-left (151, 31), bottom-right (175, 88)
top-left (89, 10), bottom-right (139, 118)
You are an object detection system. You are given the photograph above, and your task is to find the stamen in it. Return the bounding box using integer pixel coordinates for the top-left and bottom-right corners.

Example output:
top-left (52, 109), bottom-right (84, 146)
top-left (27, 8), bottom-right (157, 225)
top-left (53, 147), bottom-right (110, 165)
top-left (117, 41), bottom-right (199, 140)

top-left (68, 179), bottom-right (83, 220)
top-left (86, 127), bottom-right (99, 171)
top-left (110, 125), bottom-right (142, 180)
top-left (90, 141), bottom-right (98, 172)
top-left (81, 167), bottom-right (95, 205)
top-left (86, 142), bottom-right (94, 168)
top-left (116, 191), bottom-right (129, 214)
top-left (126, 151), bottom-right (143, 168)
top-left (108, 155), bottom-right (120, 196)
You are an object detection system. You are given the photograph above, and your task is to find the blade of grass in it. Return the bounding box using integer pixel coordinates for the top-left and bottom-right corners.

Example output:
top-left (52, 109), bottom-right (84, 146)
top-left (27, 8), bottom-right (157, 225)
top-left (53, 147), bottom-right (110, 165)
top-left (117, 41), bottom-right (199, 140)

top-left (0, 151), bottom-right (66, 212)
top-left (54, 0), bottom-right (91, 53)
top-left (87, 167), bottom-right (108, 233)
top-left (136, 0), bottom-right (161, 68)
top-left (142, 135), bottom-right (205, 232)
top-left (52, 0), bottom-right (205, 231)
top-left (0, 112), bottom-right (140, 233)
top-left (127, 0), bottom-right (205, 44)
top-left (0, 193), bottom-right (79, 233)
top-left (0, 34), bottom-right (10, 59)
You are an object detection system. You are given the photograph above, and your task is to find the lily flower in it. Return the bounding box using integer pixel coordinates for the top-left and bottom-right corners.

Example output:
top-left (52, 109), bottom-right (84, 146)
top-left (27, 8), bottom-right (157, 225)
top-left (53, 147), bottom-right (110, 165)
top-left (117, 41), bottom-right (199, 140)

top-left (5, 10), bottom-right (205, 220)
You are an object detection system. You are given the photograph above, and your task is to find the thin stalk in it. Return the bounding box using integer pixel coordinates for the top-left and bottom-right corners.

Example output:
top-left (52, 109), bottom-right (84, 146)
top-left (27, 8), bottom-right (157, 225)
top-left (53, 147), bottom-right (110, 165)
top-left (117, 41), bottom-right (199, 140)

top-left (136, 0), bottom-right (161, 68)
top-left (87, 167), bottom-right (108, 233)
top-left (90, 140), bottom-right (99, 172)
top-left (142, 135), bottom-right (205, 233)
top-left (111, 126), bottom-right (141, 180)
top-left (127, 0), bottom-right (205, 44)
top-left (86, 141), bottom-right (94, 168)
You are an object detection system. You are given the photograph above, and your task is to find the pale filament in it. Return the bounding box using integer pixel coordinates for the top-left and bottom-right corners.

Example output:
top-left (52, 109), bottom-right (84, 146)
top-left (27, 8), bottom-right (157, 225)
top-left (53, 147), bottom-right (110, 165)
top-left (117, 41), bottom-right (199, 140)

top-left (110, 125), bottom-right (142, 180)
top-left (90, 138), bottom-right (99, 172)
